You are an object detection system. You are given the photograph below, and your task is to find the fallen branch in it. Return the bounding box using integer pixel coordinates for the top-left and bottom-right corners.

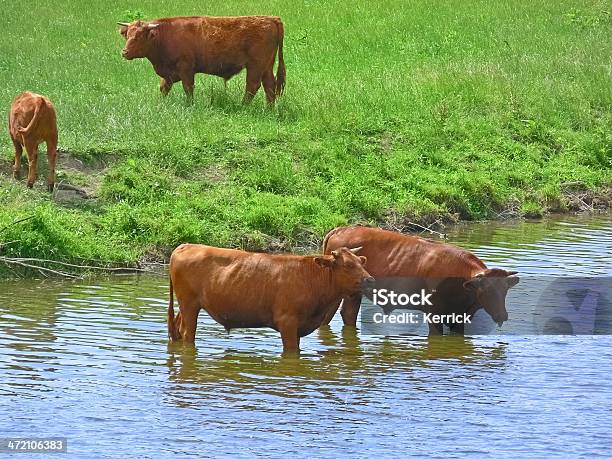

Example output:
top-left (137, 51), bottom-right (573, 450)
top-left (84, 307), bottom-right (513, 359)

top-left (2, 257), bottom-right (161, 274)
top-left (576, 195), bottom-right (594, 211)
top-left (55, 181), bottom-right (90, 197)
top-left (0, 256), bottom-right (165, 278)
top-left (382, 213), bottom-right (448, 239)
top-left (0, 257), bottom-right (81, 279)
top-left (404, 220), bottom-right (447, 239)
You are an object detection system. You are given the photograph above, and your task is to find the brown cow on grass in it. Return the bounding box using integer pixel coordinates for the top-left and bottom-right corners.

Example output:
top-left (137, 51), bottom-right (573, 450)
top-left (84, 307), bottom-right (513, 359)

top-left (322, 226), bottom-right (519, 335)
top-left (118, 16), bottom-right (286, 104)
top-left (168, 244), bottom-right (374, 353)
top-left (8, 92), bottom-right (58, 192)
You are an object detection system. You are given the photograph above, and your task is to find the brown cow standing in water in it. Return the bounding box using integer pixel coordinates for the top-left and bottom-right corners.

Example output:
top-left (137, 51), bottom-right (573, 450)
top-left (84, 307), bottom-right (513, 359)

top-left (118, 16), bottom-right (286, 104)
top-left (168, 244), bottom-right (374, 353)
top-left (321, 226), bottom-right (519, 335)
top-left (8, 92), bottom-right (58, 192)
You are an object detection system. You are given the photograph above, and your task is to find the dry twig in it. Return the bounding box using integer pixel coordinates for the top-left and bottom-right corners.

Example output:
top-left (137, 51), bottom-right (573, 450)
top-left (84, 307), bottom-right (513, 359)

top-left (0, 256), bottom-right (163, 279)
top-left (0, 257), bottom-right (81, 279)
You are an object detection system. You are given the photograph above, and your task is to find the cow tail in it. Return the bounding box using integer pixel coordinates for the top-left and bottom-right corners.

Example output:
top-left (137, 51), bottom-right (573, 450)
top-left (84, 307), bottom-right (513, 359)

top-left (168, 277), bottom-right (179, 340)
top-left (18, 97), bottom-right (44, 135)
top-left (275, 18), bottom-right (286, 97)
top-left (322, 228), bottom-right (337, 255)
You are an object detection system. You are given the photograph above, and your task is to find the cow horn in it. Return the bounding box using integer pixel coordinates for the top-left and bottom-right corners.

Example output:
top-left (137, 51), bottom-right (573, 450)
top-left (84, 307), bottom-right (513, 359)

top-left (507, 270), bottom-right (518, 276)
top-left (147, 23), bottom-right (159, 29)
top-left (117, 22), bottom-right (130, 27)
top-left (349, 246), bottom-right (363, 254)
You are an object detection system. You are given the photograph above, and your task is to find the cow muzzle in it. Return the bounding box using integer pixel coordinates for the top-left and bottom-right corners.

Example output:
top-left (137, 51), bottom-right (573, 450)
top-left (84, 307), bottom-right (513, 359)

top-left (361, 276), bottom-right (375, 294)
top-left (121, 49), bottom-right (133, 60)
top-left (495, 311), bottom-right (509, 327)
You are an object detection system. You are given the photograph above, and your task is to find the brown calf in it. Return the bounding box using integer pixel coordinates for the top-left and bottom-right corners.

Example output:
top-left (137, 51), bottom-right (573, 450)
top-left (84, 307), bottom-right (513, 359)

top-left (8, 92), bottom-right (58, 192)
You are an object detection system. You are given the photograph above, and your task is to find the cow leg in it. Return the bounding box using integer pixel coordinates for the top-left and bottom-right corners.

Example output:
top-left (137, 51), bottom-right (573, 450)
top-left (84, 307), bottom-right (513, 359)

top-left (281, 331), bottom-right (299, 354)
top-left (340, 293), bottom-right (362, 327)
top-left (178, 304), bottom-right (200, 343)
top-left (12, 138), bottom-right (23, 180)
top-left (449, 322), bottom-right (465, 335)
top-left (262, 69), bottom-right (276, 105)
top-left (279, 320), bottom-right (300, 354)
top-left (180, 73), bottom-right (195, 103)
top-left (46, 135), bottom-right (57, 192)
top-left (160, 78), bottom-right (173, 96)
top-left (24, 141), bottom-right (38, 188)
top-left (243, 67), bottom-right (262, 104)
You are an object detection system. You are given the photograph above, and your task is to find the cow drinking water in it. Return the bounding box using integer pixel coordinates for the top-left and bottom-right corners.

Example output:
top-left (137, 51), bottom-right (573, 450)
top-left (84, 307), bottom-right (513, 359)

top-left (321, 226), bottom-right (519, 335)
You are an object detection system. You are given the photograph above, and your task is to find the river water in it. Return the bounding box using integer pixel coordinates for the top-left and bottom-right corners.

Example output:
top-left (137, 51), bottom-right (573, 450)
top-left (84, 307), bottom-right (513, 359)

top-left (0, 214), bottom-right (610, 458)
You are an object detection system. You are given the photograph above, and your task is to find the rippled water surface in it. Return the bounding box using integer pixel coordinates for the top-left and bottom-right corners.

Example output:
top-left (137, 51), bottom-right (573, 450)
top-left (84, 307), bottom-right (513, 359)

top-left (1, 214), bottom-right (611, 458)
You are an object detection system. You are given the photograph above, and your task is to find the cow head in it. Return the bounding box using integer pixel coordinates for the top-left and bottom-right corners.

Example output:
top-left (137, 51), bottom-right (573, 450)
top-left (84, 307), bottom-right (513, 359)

top-left (315, 247), bottom-right (374, 295)
top-left (118, 21), bottom-right (159, 60)
top-left (463, 269), bottom-right (519, 326)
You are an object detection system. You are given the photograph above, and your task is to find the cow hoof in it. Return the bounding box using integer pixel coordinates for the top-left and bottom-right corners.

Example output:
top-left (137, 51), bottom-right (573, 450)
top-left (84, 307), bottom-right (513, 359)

top-left (27, 182), bottom-right (34, 189)
top-left (47, 183), bottom-right (55, 193)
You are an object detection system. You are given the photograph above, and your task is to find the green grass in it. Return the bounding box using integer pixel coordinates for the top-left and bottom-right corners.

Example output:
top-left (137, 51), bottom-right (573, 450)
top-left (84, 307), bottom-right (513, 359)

top-left (0, 0), bottom-right (610, 268)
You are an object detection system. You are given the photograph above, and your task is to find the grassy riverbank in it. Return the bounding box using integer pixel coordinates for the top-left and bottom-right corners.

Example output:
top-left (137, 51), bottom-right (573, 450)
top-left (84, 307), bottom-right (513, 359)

top-left (0, 0), bottom-right (610, 273)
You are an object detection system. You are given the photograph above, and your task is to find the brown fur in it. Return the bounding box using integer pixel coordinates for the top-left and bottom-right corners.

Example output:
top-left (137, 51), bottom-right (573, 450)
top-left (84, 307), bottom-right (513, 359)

top-left (321, 226), bottom-right (519, 334)
top-left (8, 92), bottom-right (58, 192)
top-left (168, 244), bottom-right (373, 353)
top-left (119, 16), bottom-right (286, 104)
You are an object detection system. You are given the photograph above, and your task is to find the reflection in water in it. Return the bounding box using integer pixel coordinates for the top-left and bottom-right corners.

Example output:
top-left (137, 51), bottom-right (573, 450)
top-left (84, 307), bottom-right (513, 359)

top-left (164, 328), bottom-right (508, 409)
top-left (0, 214), bottom-right (611, 457)
top-left (0, 281), bottom-right (64, 395)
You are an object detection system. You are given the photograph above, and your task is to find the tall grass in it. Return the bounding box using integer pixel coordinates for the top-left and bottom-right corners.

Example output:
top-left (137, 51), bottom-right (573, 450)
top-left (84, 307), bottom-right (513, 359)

top-left (0, 0), bottom-right (610, 265)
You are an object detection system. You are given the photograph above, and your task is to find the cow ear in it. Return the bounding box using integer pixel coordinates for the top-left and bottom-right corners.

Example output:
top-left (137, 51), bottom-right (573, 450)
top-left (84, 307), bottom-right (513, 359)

top-left (315, 256), bottom-right (335, 269)
top-left (507, 276), bottom-right (519, 288)
top-left (147, 23), bottom-right (159, 37)
top-left (359, 256), bottom-right (367, 265)
top-left (463, 275), bottom-right (484, 291)
top-left (119, 26), bottom-right (128, 37)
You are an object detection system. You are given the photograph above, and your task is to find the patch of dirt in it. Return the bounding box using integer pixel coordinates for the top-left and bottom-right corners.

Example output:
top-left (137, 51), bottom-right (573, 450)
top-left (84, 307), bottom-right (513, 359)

top-left (56, 149), bottom-right (110, 175)
top-left (562, 184), bottom-right (612, 212)
top-left (1, 149), bottom-right (113, 202)
top-left (200, 164), bottom-right (228, 184)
